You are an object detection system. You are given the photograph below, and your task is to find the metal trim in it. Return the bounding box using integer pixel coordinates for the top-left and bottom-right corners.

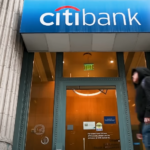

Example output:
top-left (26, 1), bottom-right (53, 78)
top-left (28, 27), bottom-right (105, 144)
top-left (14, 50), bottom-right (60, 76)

top-left (52, 52), bottom-right (133, 150)
top-left (12, 50), bottom-right (34, 150)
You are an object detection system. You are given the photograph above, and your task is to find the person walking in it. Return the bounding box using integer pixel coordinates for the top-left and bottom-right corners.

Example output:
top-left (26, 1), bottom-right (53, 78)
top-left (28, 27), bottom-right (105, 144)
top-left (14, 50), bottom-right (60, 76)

top-left (132, 67), bottom-right (150, 150)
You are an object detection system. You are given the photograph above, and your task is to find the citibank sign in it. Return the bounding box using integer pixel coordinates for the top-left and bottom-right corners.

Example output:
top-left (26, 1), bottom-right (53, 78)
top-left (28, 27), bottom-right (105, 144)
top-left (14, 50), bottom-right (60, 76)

top-left (20, 0), bottom-right (150, 33)
top-left (40, 6), bottom-right (141, 26)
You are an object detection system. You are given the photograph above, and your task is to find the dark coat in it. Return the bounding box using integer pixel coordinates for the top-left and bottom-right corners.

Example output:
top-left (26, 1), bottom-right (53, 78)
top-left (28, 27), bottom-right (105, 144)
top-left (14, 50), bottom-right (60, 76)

top-left (132, 67), bottom-right (150, 133)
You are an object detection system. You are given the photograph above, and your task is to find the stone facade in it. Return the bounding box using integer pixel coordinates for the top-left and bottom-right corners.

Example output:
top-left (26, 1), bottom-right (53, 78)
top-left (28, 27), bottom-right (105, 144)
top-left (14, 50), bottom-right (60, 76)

top-left (0, 0), bottom-right (24, 149)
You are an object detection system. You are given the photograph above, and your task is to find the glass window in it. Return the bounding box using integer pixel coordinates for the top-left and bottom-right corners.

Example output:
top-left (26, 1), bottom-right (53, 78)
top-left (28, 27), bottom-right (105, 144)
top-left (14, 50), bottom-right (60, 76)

top-left (63, 52), bottom-right (118, 77)
top-left (124, 52), bottom-right (146, 150)
top-left (25, 52), bottom-right (56, 150)
top-left (66, 88), bottom-right (121, 150)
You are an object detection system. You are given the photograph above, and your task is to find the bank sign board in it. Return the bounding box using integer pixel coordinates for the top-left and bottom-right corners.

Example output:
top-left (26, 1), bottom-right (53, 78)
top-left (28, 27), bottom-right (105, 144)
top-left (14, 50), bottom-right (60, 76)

top-left (20, 0), bottom-right (150, 33)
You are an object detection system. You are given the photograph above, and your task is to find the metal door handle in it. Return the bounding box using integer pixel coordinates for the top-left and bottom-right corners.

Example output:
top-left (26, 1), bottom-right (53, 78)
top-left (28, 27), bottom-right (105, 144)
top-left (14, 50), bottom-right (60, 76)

top-left (83, 138), bottom-right (85, 150)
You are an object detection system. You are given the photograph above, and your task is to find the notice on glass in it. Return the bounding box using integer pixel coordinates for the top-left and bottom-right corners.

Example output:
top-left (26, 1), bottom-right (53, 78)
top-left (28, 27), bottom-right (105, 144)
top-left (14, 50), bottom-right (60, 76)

top-left (88, 133), bottom-right (110, 139)
top-left (83, 122), bottom-right (95, 130)
top-left (96, 122), bottom-right (103, 131)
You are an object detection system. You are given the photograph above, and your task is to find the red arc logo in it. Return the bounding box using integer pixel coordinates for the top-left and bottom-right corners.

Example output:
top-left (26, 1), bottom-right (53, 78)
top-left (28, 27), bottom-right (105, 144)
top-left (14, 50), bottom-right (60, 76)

top-left (55, 6), bottom-right (80, 11)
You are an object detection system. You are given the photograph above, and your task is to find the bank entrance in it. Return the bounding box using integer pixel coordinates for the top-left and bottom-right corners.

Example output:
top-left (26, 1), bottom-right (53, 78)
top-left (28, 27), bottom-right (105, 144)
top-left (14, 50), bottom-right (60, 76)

top-left (16, 52), bottom-right (145, 150)
top-left (65, 86), bottom-right (120, 150)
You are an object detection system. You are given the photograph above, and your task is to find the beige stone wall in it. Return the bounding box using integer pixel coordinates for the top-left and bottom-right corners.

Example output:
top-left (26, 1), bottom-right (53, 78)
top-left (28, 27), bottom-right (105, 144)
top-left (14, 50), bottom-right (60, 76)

top-left (0, 0), bottom-right (24, 149)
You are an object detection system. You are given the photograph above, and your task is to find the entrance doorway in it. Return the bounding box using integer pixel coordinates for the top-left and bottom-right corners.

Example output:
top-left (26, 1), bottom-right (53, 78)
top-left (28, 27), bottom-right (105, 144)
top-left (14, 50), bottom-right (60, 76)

top-left (20, 52), bottom-right (133, 150)
top-left (66, 88), bottom-right (121, 150)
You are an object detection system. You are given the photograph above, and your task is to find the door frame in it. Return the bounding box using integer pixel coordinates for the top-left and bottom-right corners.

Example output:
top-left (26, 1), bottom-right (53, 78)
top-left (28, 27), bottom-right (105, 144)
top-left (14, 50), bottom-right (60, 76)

top-left (57, 78), bottom-right (130, 150)
top-left (52, 52), bottom-right (133, 150)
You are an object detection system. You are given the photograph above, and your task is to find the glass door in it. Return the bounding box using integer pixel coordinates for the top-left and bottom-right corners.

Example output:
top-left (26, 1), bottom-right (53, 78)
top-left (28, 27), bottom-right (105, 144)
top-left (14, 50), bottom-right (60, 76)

top-left (65, 88), bottom-right (121, 150)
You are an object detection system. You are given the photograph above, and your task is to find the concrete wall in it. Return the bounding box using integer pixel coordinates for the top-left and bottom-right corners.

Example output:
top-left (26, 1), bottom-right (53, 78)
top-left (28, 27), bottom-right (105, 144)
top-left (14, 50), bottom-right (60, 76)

top-left (0, 0), bottom-right (23, 149)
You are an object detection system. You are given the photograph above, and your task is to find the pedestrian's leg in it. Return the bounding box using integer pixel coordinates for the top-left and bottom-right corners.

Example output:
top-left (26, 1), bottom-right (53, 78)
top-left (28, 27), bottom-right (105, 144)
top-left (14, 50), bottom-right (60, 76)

top-left (142, 124), bottom-right (150, 150)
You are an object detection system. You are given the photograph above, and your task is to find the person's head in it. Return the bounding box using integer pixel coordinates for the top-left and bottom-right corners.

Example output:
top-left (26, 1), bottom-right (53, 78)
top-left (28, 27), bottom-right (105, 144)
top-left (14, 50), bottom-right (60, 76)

top-left (132, 71), bottom-right (139, 84)
top-left (132, 68), bottom-right (150, 88)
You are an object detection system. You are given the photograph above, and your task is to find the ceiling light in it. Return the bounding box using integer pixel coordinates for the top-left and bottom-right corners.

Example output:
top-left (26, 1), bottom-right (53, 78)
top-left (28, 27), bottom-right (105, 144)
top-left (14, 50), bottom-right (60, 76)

top-left (110, 60), bottom-right (114, 63)
top-left (63, 61), bottom-right (65, 63)
top-left (73, 90), bottom-right (101, 96)
top-left (132, 104), bottom-right (135, 107)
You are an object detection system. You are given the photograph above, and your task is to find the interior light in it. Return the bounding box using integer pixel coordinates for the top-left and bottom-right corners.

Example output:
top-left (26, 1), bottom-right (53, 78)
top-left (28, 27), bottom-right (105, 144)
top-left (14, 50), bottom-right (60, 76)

top-left (132, 104), bottom-right (135, 107)
top-left (63, 61), bottom-right (65, 63)
top-left (73, 90), bottom-right (101, 96)
top-left (110, 60), bottom-right (114, 63)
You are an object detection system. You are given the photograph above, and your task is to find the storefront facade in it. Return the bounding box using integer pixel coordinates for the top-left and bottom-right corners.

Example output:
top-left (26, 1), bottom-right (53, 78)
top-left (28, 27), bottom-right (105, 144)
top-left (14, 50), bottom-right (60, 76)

top-left (0, 0), bottom-right (150, 150)
top-left (11, 51), bottom-right (150, 150)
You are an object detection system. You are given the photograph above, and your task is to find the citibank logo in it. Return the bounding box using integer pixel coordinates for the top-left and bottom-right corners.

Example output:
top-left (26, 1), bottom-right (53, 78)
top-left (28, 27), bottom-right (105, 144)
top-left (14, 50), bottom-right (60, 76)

top-left (40, 6), bottom-right (141, 26)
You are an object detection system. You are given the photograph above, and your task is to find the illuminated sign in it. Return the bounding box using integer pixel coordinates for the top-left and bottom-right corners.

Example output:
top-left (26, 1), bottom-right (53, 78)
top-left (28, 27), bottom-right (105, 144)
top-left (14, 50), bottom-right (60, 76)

top-left (84, 64), bottom-right (94, 71)
top-left (21, 0), bottom-right (150, 33)
top-left (40, 8), bottom-right (141, 27)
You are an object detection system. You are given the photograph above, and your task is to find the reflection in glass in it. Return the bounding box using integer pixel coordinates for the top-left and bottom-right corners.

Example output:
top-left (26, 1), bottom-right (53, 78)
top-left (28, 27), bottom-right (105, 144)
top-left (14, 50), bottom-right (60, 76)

top-left (66, 89), bottom-right (121, 150)
top-left (25, 52), bottom-right (56, 150)
top-left (124, 52), bottom-right (146, 150)
top-left (63, 52), bottom-right (118, 77)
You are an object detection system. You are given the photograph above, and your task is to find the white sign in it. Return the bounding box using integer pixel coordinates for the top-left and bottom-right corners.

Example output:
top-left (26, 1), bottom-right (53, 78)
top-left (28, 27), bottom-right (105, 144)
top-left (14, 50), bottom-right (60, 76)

top-left (41, 136), bottom-right (49, 145)
top-left (83, 122), bottom-right (95, 130)
top-left (34, 124), bottom-right (45, 135)
top-left (88, 133), bottom-right (110, 139)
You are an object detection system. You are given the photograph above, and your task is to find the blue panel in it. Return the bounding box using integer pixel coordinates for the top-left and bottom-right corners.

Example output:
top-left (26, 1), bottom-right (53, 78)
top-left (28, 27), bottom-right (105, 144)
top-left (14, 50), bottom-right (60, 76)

top-left (133, 143), bottom-right (140, 145)
top-left (104, 116), bottom-right (116, 124)
top-left (67, 125), bottom-right (73, 130)
top-left (20, 0), bottom-right (150, 33)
